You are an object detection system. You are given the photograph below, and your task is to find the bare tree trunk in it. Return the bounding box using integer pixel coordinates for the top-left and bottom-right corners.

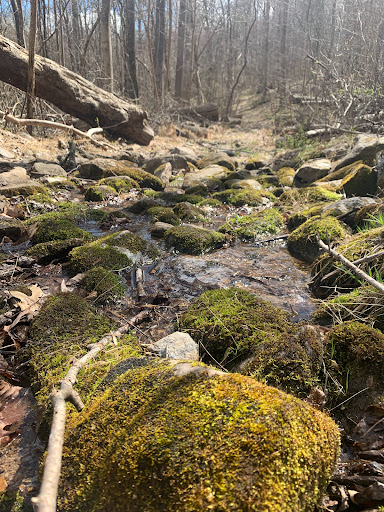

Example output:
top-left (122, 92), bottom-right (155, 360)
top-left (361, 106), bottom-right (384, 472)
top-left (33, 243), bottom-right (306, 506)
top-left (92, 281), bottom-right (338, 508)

top-left (175, 0), bottom-right (187, 99)
top-left (164, 0), bottom-right (172, 98)
top-left (154, 0), bottom-right (165, 98)
top-left (145, 0), bottom-right (160, 103)
top-left (100, 0), bottom-right (114, 92)
top-left (0, 35), bottom-right (154, 144)
top-left (261, 0), bottom-right (270, 102)
top-left (278, 0), bottom-right (289, 106)
top-left (26, 0), bottom-right (38, 134)
top-left (125, 0), bottom-right (139, 98)
top-left (9, 0), bottom-right (25, 47)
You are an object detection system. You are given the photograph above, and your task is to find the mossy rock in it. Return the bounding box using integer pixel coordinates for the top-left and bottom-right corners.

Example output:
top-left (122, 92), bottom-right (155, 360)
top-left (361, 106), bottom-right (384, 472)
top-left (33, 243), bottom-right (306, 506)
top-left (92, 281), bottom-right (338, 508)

top-left (245, 157), bottom-right (265, 170)
top-left (173, 202), bottom-right (205, 222)
top-left (310, 227), bottom-right (384, 297)
top-left (25, 238), bottom-right (85, 262)
top-left (325, 321), bottom-right (384, 421)
top-left (99, 176), bottom-right (140, 192)
top-left (85, 185), bottom-right (117, 202)
top-left (317, 160), bottom-right (363, 183)
top-left (179, 288), bottom-right (296, 368)
top-left (213, 188), bottom-right (275, 206)
top-left (336, 163), bottom-right (376, 197)
top-left (277, 167), bottom-right (295, 187)
top-left (165, 226), bottom-right (226, 255)
top-left (286, 203), bottom-right (330, 231)
top-left (0, 217), bottom-right (24, 241)
top-left (146, 206), bottom-right (180, 225)
top-left (58, 359), bottom-right (339, 512)
top-left (31, 218), bottom-right (93, 245)
top-left (255, 174), bottom-right (279, 188)
top-left (128, 197), bottom-right (163, 214)
top-left (198, 198), bottom-right (222, 207)
top-left (279, 187), bottom-right (341, 206)
top-left (157, 192), bottom-right (205, 205)
top-left (0, 182), bottom-right (49, 198)
top-left (69, 230), bottom-right (159, 273)
top-left (196, 152), bottom-right (236, 171)
top-left (287, 215), bottom-right (347, 262)
top-left (23, 203), bottom-right (106, 227)
top-left (80, 267), bottom-right (126, 304)
top-left (183, 184), bottom-right (209, 197)
top-left (218, 208), bottom-right (284, 240)
top-left (355, 201), bottom-right (384, 229)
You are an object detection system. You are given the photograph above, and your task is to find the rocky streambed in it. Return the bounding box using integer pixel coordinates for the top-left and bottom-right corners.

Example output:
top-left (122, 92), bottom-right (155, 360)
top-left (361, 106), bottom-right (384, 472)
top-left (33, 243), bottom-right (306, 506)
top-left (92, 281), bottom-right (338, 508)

top-left (1, 127), bottom-right (384, 510)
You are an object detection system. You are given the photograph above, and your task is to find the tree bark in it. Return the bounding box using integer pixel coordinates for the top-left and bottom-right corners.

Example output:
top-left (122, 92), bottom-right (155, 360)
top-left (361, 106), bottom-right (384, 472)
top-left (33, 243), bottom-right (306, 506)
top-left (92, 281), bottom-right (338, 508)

top-left (100, 0), bottom-right (114, 92)
top-left (9, 0), bottom-right (25, 47)
top-left (175, 0), bottom-right (187, 99)
top-left (0, 34), bottom-right (154, 145)
top-left (125, 0), bottom-right (139, 99)
top-left (26, 0), bottom-right (38, 133)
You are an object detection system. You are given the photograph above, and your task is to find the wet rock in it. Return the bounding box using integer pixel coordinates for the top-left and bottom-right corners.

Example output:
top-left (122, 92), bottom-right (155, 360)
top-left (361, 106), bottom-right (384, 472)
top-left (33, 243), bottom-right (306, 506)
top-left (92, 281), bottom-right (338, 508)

top-left (336, 163), bottom-right (377, 197)
top-left (146, 332), bottom-right (199, 360)
top-left (30, 162), bottom-right (67, 178)
top-left (196, 152), bottom-right (236, 171)
top-left (58, 358), bottom-right (339, 512)
top-left (173, 202), bottom-right (204, 222)
top-left (153, 162), bottom-right (172, 186)
top-left (294, 158), bottom-right (332, 187)
top-left (85, 185), bottom-right (118, 202)
top-left (182, 164), bottom-right (229, 188)
top-left (165, 225), bottom-right (226, 255)
top-left (0, 217), bottom-right (24, 241)
top-left (147, 206), bottom-right (180, 225)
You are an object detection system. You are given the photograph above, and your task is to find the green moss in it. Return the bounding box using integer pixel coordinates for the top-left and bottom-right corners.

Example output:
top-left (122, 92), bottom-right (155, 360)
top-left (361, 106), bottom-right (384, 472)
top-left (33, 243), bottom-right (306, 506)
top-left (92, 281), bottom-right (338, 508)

top-left (184, 184), bottom-right (209, 196)
top-left (336, 163), bottom-right (376, 196)
top-left (287, 215), bottom-right (347, 262)
top-left (179, 288), bottom-right (296, 368)
top-left (0, 183), bottom-right (49, 198)
top-left (318, 161), bottom-right (363, 183)
top-left (102, 167), bottom-right (164, 190)
top-left (80, 267), bottom-right (126, 304)
top-left (23, 203), bottom-right (103, 226)
top-left (104, 231), bottom-right (160, 261)
top-left (25, 238), bottom-right (85, 261)
top-left (173, 202), bottom-right (205, 223)
top-left (85, 185), bottom-right (117, 202)
top-left (99, 176), bottom-right (140, 192)
top-left (157, 192), bottom-right (205, 205)
top-left (286, 203), bottom-right (331, 231)
top-left (58, 359), bottom-right (339, 512)
top-left (146, 206), bottom-right (180, 225)
top-left (245, 156), bottom-right (264, 170)
top-left (355, 201), bottom-right (384, 229)
top-left (218, 208), bottom-right (284, 240)
top-left (213, 188), bottom-right (275, 206)
top-left (254, 173), bottom-right (279, 188)
top-left (279, 187), bottom-right (341, 206)
top-left (165, 226), bottom-right (226, 255)
top-left (277, 167), bottom-right (295, 187)
top-left (198, 198), bottom-right (222, 207)
top-left (31, 218), bottom-right (93, 245)
top-left (128, 197), bottom-right (162, 214)
top-left (0, 490), bottom-right (33, 511)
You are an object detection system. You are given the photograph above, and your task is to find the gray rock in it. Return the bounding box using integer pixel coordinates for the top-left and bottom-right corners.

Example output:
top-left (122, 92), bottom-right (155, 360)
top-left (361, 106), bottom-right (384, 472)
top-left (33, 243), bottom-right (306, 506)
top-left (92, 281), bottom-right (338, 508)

top-left (150, 221), bottom-right (174, 238)
top-left (145, 155), bottom-right (189, 173)
top-left (230, 179), bottom-right (262, 190)
top-left (154, 162), bottom-right (172, 186)
top-left (271, 150), bottom-right (301, 171)
top-left (0, 217), bottom-right (24, 241)
top-left (30, 162), bottom-right (67, 178)
top-left (294, 158), bottom-right (332, 186)
top-left (147, 332), bottom-right (199, 360)
top-left (0, 147), bottom-right (14, 159)
top-left (197, 152), bottom-right (236, 171)
top-left (321, 197), bottom-right (377, 226)
top-left (334, 133), bottom-right (384, 170)
top-left (170, 146), bottom-right (198, 165)
top-left (183, 164), bottom-right (229, 188)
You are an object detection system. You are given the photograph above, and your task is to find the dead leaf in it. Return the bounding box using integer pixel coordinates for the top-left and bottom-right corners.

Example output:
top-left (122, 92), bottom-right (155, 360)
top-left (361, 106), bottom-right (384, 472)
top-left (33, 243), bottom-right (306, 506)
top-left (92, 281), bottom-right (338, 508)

top-left (4, 285), bottom-right (43, 333)
top-left (60, 279), bottom-right (69, 293)
top-left (0, 474), bottom-right (7, 492)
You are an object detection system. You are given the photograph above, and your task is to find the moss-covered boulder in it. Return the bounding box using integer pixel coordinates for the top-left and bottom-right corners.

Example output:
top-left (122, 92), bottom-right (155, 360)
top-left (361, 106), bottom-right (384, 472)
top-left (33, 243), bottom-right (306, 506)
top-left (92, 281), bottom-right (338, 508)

top-left (31, 218), bottom-right (93, 245)
top-left (213, 188), bottom-right (275, 206)
top-left (336, 163), bottom-right (377, 197)
top-left (277, 167), bottom-right (295, 186)
top-left (182, 164), bottom-right (229, 189)
top-left (80, 267), bottom-right (126, 304)
top-left (85, 185), bottom-right (117, 202)
top-left (98, 176), bottom-right (139, 192)
top-left (146, 206), bottom-right (180, 225)
top-left (77, 159), bottom-right (164, 190)
top-left (196, 152), bottom-right (236, 171)
top-left (287, 216), bottom-right (347, 262)
top-left (0, 217), bottom-right (24, 241)
top-left (173, 202), bottom-right (205, 223)
top-left (128, 197), bottom-right (163, 214)
top-left (286, 204), bottom-right (327, 231)
top-left (317, 160), bottom-right (364, 183)
top-left (156, 192), bottom-right (205, 205)
top-left (224, 178), bottom-right (263, 190)
top-left (218, 208), bottom-right (284, 240)
top-left (245, 156), bottom-right (266, 170)
top-left (69, 230), bottom-right (159, 273)
top-left (279, 187), bottom-right (341, 206)
top-left (58, 358), bottom-right (339, 512)
top-left (310, 227), bottom-right (384, 297)
top-left (25, 238), bottom-right (85, 262)
top-left (165, 226), bottom-right (226, 254)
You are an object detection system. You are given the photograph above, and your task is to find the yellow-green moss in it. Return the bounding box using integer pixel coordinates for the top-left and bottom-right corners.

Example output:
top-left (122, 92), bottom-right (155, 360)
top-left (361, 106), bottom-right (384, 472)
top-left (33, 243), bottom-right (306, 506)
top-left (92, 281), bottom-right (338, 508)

top-left (245, 156), bottom-right (264, 170)
top-left (287, 215), bottom-right (347, 262)
top-left (279, 187), bottom-right (341, 206)
top-left (25, 238), bottom-right (85, 261)
top-left (23, 203), bottom-right (107, 227)
top-left (317, 160), bottom-right (363, 183)
top-left (106, 167), bottom-right (163, 190)
top-left (31, 218), bottom-right (93, 245)
top-left (173, 202), bottom-right (205, 223)
top-left (85, 185), bottom-right (117, 202)
top-left (146, 206), bottom-right (180, 225)
top-left (99, 176), bottom-right (140, 192)
top-left (179, 288), bottom-right (296, 368)
top-left (80, 266), bottom-right (126, 304)
top-left (213, 188), bottom-right (275, 206)
top-left (218, 208), bottom-right (284, 240)
top-left (165, 226), bottom-right (226, 255)
top-left (58, 359), bottom-right (339, 512)
top-left (0, 183), bottom-right (49, 198)
top-left (277, 167), bottom-right (295, 186)
top-left (157, 192), bottom-right (205, 205)
top-left (184, 184), bottom-right (209, 197)
top-left (286, 203), bottom-right (332, 231)
top-left (336, 163), bottom-right (376, 196)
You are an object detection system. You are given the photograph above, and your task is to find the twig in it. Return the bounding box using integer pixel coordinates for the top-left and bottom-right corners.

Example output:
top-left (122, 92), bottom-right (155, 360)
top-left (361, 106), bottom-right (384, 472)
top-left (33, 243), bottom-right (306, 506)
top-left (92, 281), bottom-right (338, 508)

top-left (31, 310), bottom-right (149, 512)
top-left (135, 267), bottom-right (146, 299)
top-left (1, 112), bottom-right (114, 150)
top-left (317, 238), bottom-right (384, 295)
top-left (330, 386), bottom-right (371, 411)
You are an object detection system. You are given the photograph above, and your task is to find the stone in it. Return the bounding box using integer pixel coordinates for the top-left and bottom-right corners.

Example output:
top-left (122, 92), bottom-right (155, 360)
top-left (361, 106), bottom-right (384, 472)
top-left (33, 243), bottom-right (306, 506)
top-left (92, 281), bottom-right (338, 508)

top-left (0, 217), bottom-right (24, 241)
top-left (0, 147), bottom-right (14, 159)
top-left (147, 332), bottom-right (199, 360)
top-left (321, 197), bottom-right (378, 226)
top-left (150, 221), bottom-right (174, 238)
top-left (182, 164), bottom-right (229, 188)
top-left (334, 133), bottom-right (384, 170)
top-left (170, 146), bottom-right (199, 165)
top-left (294, 158), bottom-right (332, 187)
top-left (30, 162), bottom-right (67, 178)
top-left (336, 163), bottom-right (377, 197)
top-left (196, 152), bottom-right (236, 171)
top-left (245, 157), bottom-right (267, 170)
top-left (0, 167), bottom-right (46, 197)
top-left (271, 149), bottom-right (301, 171)
top-left (145, 154), bottom-right (189, 173)
top-left (153, 162), bottom-right (172, 186)
top-left (229, 178), bottom-right (263, 190)
top-left (84, 185), bottom-right (117, 202)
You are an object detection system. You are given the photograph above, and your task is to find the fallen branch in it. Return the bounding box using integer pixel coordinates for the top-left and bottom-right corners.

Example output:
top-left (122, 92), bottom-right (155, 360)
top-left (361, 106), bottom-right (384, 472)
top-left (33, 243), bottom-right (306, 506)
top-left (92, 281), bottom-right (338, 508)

top-left (1, 112), bottom-right (114, 149)
top-left (31, 309), bottom-right (150, 512)
top-left (317, 239), bottom-right (384, 295)
top-left (135, 267), bottom-right (146, 299)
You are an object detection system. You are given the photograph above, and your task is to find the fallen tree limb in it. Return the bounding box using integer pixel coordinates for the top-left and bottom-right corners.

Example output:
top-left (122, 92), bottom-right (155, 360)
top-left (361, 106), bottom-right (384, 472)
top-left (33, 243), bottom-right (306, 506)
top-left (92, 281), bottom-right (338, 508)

top-left (135, 267), bottom-right (146, 299)
top-left (0, 34), bottom-right (154, 145)
top-left (1, 112), bottom-right (114, 149)
top-left (31, 309), bottom-right (150, 512)
top-left (317, 239), bottom-right (384, 295)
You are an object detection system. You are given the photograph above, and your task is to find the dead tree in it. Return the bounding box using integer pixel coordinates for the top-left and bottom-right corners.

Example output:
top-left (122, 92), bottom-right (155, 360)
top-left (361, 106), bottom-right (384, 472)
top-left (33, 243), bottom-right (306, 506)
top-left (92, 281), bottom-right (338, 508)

top-left (0, 35), bottom-right (154, 145)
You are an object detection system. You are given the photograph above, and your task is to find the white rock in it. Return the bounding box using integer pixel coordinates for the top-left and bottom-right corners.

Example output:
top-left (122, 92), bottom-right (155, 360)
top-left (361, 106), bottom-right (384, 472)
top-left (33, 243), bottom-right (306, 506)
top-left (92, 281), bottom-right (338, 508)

top-left (147, 332), bottom-right (199, 360)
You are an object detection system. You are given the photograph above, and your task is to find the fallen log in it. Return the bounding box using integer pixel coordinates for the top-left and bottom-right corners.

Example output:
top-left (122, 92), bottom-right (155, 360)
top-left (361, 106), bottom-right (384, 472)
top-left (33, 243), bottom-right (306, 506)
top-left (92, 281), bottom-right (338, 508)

top-left (0, 35), bottom-right (154, 145)
top-left (177, 103), bottom-right (219, 121)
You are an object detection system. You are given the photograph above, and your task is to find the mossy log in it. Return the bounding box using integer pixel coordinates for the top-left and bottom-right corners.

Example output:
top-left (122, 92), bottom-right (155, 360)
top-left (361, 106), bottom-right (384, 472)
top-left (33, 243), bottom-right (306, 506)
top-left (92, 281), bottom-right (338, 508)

top-left (0, 35), bottom-right (154, 145)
